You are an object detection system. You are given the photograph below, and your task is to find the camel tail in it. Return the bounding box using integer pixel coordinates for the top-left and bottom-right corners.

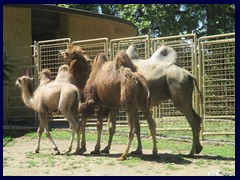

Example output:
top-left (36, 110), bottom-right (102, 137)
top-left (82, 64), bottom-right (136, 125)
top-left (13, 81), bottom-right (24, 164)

top-left (135, 72), bottom-right (151, 109)
top-left (188, 74), bottom-right (203, 104)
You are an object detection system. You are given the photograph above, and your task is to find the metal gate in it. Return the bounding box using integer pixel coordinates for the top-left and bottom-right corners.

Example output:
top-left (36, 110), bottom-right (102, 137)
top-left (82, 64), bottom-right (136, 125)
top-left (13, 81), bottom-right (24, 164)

top-left (199, 33), bottom-right (235, 140)
top-left (31, 33), bottom-right (235, 141)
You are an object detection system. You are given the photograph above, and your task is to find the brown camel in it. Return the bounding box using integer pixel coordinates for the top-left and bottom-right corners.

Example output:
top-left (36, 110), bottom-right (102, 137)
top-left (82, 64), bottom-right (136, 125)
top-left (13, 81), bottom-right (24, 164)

top-left (79, 51), bottom-right (158, 160)
top-left (15, 68), bottom-right (81, 155)
top-left (61, 45), bottom-right (112, 154)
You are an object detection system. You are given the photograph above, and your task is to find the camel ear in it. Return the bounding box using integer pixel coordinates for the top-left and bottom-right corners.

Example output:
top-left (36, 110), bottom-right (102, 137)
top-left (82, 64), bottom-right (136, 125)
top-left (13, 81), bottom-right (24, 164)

top-left (15, 78), bottom-right (20, 86)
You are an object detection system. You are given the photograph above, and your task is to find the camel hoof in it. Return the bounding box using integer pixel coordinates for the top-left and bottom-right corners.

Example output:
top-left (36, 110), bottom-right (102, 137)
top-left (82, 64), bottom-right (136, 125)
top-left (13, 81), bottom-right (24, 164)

top-left (35, 150), bottom-right (39, 154)
top-left (117, 156), bottom-right (126, 161)
top-left (186, 152), bottom-right (194, 158)
top-left (101, 148), bottom-right (110, 154)
top-left (196, 145), bottom-right (203, 154)
top-left (91, 149), bottom-right (100, 155)
top-left (73, 148), bottom-right (87, 155)
top-left (54, 151), bottom-right (60, 155)
top-left (130, 150), bottom-right (143, 155)
top-left (65, 148), bottom-right (72, 154)
top-left (152, 149), bottom-right (158, 156)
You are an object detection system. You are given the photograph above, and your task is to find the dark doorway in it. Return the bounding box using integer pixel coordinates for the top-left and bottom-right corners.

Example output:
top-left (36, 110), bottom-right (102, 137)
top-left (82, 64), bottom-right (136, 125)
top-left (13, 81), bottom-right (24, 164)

top-left (31, 9), bottom-right (60, 42)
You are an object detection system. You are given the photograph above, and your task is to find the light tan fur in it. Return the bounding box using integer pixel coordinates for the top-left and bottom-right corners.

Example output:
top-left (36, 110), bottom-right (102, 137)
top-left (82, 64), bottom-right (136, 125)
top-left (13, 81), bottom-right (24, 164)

top-left (15, 68), bottom-right (81, 155)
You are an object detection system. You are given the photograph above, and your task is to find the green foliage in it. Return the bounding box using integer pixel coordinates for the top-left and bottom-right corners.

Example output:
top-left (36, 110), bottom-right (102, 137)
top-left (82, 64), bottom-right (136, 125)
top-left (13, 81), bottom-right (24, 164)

top-left (56, 4), bottom-right (235, 37)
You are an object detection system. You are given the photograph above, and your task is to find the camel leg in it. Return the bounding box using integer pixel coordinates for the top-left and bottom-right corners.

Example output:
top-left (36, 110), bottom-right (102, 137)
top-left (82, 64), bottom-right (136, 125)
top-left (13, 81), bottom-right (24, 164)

top-left (62, 111), bottom-right (79, 154)
top-left (101, 108), bottom-right (118, 154)
top-left (166, 75), bottom-right (203, 156)
top-left (35, 121), bottom-right (44, 153)
top-left (40, 113), bottom-right (60, 155)
top-left (73, 113), bottom-right (81, 154)
top-left (142, 110), bottom-right (158, 156)
top-left (91, 111), bottom-right (103, 154)
top-left (185, 109), bottom-right (202, 156)
top-left (131, 110), bottom-right (143, 155)
top-left (117, 110), bottom-right (136, 161)
top-left (77, 117), bottom-right (87, 154)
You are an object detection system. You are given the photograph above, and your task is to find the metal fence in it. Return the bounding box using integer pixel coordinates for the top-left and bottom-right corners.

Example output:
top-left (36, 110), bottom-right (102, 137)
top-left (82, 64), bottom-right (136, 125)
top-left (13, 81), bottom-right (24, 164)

top-left (30, 33), bottom-right (235, 141)
top-left (198, 33), bottom-right (235, 139)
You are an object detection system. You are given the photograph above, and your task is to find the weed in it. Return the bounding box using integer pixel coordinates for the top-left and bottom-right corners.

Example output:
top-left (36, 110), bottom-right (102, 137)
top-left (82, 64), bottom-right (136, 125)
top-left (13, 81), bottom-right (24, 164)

top-left (163, 163), bottom-right (181, 171)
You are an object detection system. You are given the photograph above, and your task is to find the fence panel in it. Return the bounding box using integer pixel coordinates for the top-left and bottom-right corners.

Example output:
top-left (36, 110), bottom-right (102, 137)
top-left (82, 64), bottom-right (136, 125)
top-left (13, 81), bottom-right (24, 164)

top-left (37, 38), bottom-right (71, 78)
top-left (199, 33), bottom-right (235, 140)
top-left (72, 38), bottom-right (109, 61)
top-left (151, 34), bottom-right (198, 133)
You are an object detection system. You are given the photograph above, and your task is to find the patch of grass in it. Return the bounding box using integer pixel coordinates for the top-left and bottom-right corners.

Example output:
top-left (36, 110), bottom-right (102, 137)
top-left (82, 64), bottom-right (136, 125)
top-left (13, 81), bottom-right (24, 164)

top-left (84, 168), bottom-right (91, 172)
top-left (23, 129), bottom-right (235, 158)
top-left (195, 159), bottom-right (206, 166)
top-left (221, 167), bottom-right (234, 172)
top-left (3, 156), bottom-right (14, 167)
top-left (26, 160), bottom-right (38, 168)
top-left (106, 161), bottom-right (116, 166)
top-left (163, 163), bottom-right (181, 171)
top-left (119, 156), bottom-right (142, 167)
top-left (201, 144), bottom-right (235, 158)
top-left (3, 137), bottom-right (15, 147)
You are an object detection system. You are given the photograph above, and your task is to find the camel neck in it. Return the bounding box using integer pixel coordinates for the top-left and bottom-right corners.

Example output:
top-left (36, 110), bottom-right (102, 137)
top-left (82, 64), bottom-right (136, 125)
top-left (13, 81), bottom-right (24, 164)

top-left (20, 83), bottom-right (34, 109)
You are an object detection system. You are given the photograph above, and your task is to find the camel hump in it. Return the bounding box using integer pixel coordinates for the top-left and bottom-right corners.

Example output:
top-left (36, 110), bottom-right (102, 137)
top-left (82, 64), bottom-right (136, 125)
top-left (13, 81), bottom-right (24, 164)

top-left (40, 69), bottom-right (51, 79)
top-left (92, 53), bottom-right (108, 70)
top-left (151, 45), bottom-right (179, 65)
top-left (39, 69), bottom-right (52, 85)
top-left (58, 64), bottom-right (69, 72)
top-left (126, 45), bottom-right (141, 60)
top-left (114, 51), bottom-right (137, 72)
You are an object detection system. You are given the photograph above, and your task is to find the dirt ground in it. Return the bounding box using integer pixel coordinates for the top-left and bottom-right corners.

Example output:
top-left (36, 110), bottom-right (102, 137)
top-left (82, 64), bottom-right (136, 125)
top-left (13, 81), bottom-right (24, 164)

top-left (3, 135), bottom-right (235, 176)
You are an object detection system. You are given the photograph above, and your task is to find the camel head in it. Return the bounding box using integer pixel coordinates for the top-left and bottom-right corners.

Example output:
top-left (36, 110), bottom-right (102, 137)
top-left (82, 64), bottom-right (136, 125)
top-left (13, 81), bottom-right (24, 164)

top-left (62, 45), bottom-right (85, 65)
top-left (15, 75), bottom-right (34, 94)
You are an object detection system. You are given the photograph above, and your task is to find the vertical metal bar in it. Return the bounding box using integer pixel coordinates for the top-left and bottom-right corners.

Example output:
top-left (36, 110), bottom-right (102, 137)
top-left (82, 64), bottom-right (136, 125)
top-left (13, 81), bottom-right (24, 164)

top-left (31, 41), bottom-right (39, 126)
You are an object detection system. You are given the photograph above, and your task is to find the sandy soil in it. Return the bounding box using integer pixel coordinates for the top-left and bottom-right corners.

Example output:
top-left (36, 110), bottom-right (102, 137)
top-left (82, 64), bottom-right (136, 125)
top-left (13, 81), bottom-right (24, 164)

top-left (3, 135), bottom-right (235, 176)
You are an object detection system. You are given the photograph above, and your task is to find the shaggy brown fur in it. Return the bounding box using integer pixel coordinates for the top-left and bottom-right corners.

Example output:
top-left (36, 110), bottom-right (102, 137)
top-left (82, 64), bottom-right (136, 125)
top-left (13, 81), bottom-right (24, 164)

top-left (15, 69), bottom-right (81, 155)
top-left (62, 45), bottom-right (112, 155)
top-left (80, 51), bottom-right (157, 160)
top-left (63, 45), bottom-right (91, 92)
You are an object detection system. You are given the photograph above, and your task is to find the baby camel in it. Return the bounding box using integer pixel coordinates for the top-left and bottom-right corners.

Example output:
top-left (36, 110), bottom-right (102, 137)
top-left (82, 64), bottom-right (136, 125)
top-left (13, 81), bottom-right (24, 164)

top-left (15, 69), bottom-right (81, 155)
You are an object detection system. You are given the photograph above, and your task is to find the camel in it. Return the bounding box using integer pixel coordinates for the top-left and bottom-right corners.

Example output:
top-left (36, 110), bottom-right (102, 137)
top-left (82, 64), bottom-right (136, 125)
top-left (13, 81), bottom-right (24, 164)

top-left (100, 45), bottom-right (203, 157)
top-left (15, 68), bottom-right (81, 155)
top-left (61, 45), bottom-right (113, 155)
top-left (79, 51), bottom-right (158, 160)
